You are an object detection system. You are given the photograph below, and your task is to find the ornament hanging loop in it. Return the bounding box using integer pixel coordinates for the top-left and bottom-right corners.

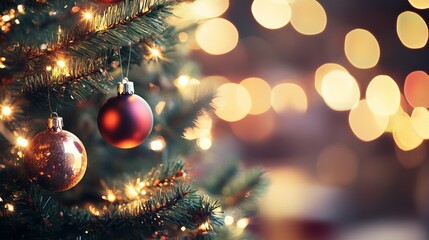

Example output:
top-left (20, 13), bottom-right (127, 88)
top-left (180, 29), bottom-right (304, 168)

top-left (47, 112), bottom-right (63, 132)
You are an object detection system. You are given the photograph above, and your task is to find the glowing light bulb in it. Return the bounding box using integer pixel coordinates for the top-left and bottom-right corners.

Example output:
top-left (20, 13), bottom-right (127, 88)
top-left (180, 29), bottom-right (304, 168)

top-left (2, 106), bottom-right (12, 116)
top-left (83, 11), bottom-right (93, 20)
top-left (224, 216), bottom-right (234, 225)
top-left (16, 136), bottom-right (28, 147)
top-left (181, 226), bottom-right (186, 231)
top-left (57, 60), bottom-right (66, 68)
top-left (150, 137), bottom-right (166, 152)
top-left (5, 204), bottom-right (14, 212)
top-left (237, 218), bottom-right (249, 229)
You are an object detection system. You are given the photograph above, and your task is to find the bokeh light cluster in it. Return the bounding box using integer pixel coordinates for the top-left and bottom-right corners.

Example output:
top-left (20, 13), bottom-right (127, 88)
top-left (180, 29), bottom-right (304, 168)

top-left (251, 0), bottom-right (326, 35)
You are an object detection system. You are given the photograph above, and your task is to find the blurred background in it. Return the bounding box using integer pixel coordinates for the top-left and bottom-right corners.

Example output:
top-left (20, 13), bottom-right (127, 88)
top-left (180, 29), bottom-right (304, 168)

top-left (174, 0), bottom-right (429, 239)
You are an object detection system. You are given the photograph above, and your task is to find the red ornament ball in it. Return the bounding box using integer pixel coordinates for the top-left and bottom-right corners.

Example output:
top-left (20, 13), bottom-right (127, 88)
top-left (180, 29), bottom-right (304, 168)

top-left (24, 117), bottom-right (87, 192)
top-left (98, 94), bottom-right (153, 149)
top-left (96, 0), bottom-right (124, 4)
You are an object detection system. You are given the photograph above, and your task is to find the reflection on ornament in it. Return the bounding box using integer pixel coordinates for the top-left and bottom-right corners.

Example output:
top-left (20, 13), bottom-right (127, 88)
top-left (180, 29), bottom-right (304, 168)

top-left (98, 78), bottom-right (153, 149)
top-left (24, 114), bottom-right (87, 192)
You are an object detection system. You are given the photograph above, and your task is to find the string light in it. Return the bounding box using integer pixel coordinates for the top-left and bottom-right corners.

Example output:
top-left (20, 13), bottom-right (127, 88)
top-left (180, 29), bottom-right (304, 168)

top-left (5, 203), bottom-right (14, 212)
top-left (88, 205), bottom-right (100, 216)
top-left (126, 184), bottom-right (139, 198)
top-left (102, 190), bottom-right (116, 202)
top-left (57, 60), bottom-right (66, 68)
top-left (17, 5), bottom-right (25, 14)
top-left (155, 101), bottom-right (166, 115)
top-left (147, 46), bottom-right (163, 61)
top-left (150, 136), bottom-right (166, 152)
top-left (224, 215), bottom-right (234, 225)
top-left (180, 226), bottom-right (186, 231)
top-left (2, 106), bottom-right (12, 116)
top-left (198, 221), bottom-right (211, 232)
top-left (236, 218), bottom-right (249, 229)
top-left (83, 11), bottom-right (93, 20)
top-left (46, 66), bottom-right (52, 71)
top-left (16, 136), bottom-right (28, 148)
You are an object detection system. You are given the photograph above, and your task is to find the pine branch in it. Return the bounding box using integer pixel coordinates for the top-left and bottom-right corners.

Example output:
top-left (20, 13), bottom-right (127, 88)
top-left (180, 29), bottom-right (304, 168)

top-left (203, 160), bottom-right (239, 196)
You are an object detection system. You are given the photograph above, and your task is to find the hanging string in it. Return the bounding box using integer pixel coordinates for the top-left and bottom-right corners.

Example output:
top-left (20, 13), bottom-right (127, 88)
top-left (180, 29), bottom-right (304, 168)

top-left (118, 47), bottom-right (124, 81)
top-left (47, 86), bottom-right (53, 114)
top-left (126, 42), bottom-right (132, 79)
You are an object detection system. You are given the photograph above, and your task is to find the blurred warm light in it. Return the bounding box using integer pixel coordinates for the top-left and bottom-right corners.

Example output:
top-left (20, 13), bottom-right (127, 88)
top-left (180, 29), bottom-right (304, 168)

top-left (150, 136), bottom-right (166, 152)
top-left (213, 83), bottom-right (251, 122)
top-left (260, 167), bottom-right (342, 220)
top-left (16, 136), bottom-right (28, 147)
top-left (409, 0), bottom-right (429, 9)
top-left (314, 63), bottom-right (347, 95)
top-left (102, 190), bottom-right (116, 202)
top-left (317, 144), bottom-right (359, 186)
top-left (271, 83), bottom-right (307, 113)
top-left (290, 0), bottom-right (327, 35)
top-left (251, 0), bottom-right (291, 29)
top-left (176, 75), bottom-right (190, 87)
top-left (83, 11), bottom-right (92, 20)
top-left (321, 70), bottom-right (360, 111)
top-left (180, 226), bottom-right (186, 231)
top-left (56, 60), bottom-right (66, 68)
top-left (148, 46), bottom-right (163, 61)
top-left (155, 101), bottom-right (166, 115)
top-left (1, 106), bottom-right (12, 116)
top-left (200, 75), bottom-right (230, 88)
top-left (404, 71), bottom-right (429, 107)
top-left (344, 29), bottom-right (380, 69)
top-left (224, 215), bottom-right (234, 226)
top-left (173, 0), bottom-right (229, 20)
top-left (411, 107), bottom-right (429, 139)
top-left (349, 100), bottom-right (389, 142)
top-left (5, 203), bottom-right (14, 212)
top-left (230, 112), bottom-right (275, 142)
top-left (397, 11), bottom-right (428, 49)
top-left (46, 66), bottom-right (52, 71)
top-left (196, 18), bottom-right (239, 55)
top-left (197, 137), bottom-right (212, 150)
top-left (240, 77), bottom-right (271, 115)
top-left (396, 144), bottom-right (426, 169)
top-left (236, 218), bottom-right (249, 229)
top-left (192, 0), bottom-right (229, 18)
top-left (392, 112), bottom-right (423, 151)
top-left (366, 75), bottom-right (401, 116)
top-left (126, 184), bottom-right (139, 198)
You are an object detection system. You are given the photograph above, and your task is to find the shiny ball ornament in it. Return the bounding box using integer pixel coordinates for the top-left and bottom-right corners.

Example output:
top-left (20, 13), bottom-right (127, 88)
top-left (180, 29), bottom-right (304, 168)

top-left (98, 79), bottom-right (153, 149)
top-left (24, 114), bottom-right (87, 192)
top-left (96, 0), bottom-right (124, 4)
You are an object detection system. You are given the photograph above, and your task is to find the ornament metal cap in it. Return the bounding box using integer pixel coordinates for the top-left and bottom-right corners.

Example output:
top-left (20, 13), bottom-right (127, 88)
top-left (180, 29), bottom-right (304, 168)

top-left (47, 112), bottom-right (63, 132)
top-left (117, 77), bottom-right (134, 95)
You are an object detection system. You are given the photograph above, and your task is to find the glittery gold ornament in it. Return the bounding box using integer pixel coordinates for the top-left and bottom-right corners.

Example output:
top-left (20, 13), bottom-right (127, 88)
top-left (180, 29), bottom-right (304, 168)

top-left (24, 114), bottom-right (87, 192)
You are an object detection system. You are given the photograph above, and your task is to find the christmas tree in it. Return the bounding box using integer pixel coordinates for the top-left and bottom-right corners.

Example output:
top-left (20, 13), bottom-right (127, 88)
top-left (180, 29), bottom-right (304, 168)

top-left (0, 0), bottom-right (266, 239)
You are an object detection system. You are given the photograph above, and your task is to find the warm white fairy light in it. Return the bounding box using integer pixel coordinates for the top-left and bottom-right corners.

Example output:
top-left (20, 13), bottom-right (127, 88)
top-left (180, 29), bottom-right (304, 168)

top-left (88, 205), bottom-right (100, 216)
top-left (155, 101), bottom-right (166, 115)
top-left (224, 215), bottom-right (234, 225)
top-left (150, 136), bottom-right (166, 152)
top-left (180, 226), bottom-right (186, 231)
top-left (57, 60), bottom-right (66, 68)
top-left (16, 136), bottom-right (28, 148)
top-left (126, 184), bottom-right (139, 198)
top-left (17, 5), bottom-right (25, 14)
top-left (83, 11), bottom-right (93, 20)
top-left (148, 46), bottom-right (163, 61)
top-left (2, 106), bottom-right (12, 116)
top-left (197, 137), bottom-right (212, 150)
top-left (199, 221), bottom-right (211, 231)
top-left (102, 190), bottom-right (116, 202)
top-left (236, 218), bottom-right (249, 229)
top-left (5, 203), bottom-right (14, 212)
top-left (177, 75), bottom-right (190, 86)
top-left (46, 66), bottom-right (52, 71)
